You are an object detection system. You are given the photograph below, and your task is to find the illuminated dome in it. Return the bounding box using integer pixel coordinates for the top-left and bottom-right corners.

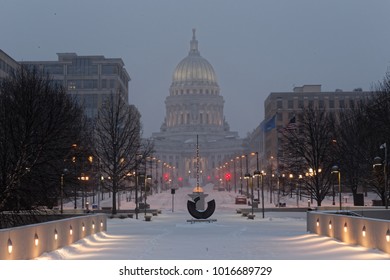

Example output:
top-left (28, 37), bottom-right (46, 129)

top-left (170, 29), bottom-right (219, 94)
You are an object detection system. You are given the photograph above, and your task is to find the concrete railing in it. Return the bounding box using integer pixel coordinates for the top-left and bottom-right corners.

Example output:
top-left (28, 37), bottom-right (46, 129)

top-left (307, 210), bottom-right (390, 254)
top-left (0, 214), bottom-right (106, 260)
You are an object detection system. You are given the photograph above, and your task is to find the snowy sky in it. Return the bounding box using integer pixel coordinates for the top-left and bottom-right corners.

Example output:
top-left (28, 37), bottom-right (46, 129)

top-left (2, 0), bottom-right (390, 138)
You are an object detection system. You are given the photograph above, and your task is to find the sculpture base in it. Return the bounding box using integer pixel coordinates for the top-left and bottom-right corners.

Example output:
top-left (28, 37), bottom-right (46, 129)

top-left (186, 219), bottom-right (217, 224)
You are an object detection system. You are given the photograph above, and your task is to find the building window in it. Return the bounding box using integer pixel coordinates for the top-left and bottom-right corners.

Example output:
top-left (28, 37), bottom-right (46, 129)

top-left (102, 65), bottom-right (118, 75)
top-left (68, 58), bottom-right (98, 75)
top-left (298, 99), bottom-right (304, 108)
top-left (83, 79), bottom-right (98, 89)
top-left (287, 100), bottom-right (293, 109)
top-left (67, 80), bottom-right (82, 90)
top-left (277, 100), bottom-right (283, 109)
top-left (276, 112), bottom-right (283, 122)
top-left (44, 64), bottom-right (64, 75)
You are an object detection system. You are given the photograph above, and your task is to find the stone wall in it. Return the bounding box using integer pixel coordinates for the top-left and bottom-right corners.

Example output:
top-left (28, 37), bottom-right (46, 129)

top-left (307, 210), bottom-right (390, 254)
top-left (0, 214), bottom-right (106, 260)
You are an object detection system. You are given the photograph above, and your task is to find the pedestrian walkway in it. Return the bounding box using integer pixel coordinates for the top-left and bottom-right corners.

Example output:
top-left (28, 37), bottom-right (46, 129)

top-left (37, 209), bottom-right (389, 260)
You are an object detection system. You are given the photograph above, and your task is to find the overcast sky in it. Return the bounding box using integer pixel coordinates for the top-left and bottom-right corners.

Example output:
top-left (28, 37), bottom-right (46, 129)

top-left (2, 0), bottom-right (390, 138)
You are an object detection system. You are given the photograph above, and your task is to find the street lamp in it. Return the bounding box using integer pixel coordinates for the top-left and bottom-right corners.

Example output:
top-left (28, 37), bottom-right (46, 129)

top-left (145, 174), bottom-right (152, 216)
top-left (254, 169), bottom-right (266, 219)
top-left (239, 155), bottom-right (244, 194)
top-left (79, 174), bottom-right (89, 209)
top-left (331, 165), bottom-right (341, 211)
top-left (60, 169), bottom-right (68, 214)
top-left (252, 152), bottom-right (260, 200)
top-left (232, 158), bottom-right (237, 193)
top-left (250, 175), bottom-right (255, 218)
top-left (373, 143), bottom-right (388, 209)
top-left (244, 155), bottom-right (250, 197)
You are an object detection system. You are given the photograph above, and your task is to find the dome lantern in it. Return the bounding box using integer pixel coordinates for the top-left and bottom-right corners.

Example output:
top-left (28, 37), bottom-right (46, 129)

top-left (189, 28), bottom-right (199, 55)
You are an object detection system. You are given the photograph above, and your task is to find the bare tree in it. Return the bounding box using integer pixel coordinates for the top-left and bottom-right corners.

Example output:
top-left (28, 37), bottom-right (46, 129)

top-left (362, 73), bottom-right (390, 205)
top-left (280, 106), bottom-right (335, 206)
top-left (0, 66), bottom-right (85, 227)
top-left (332, 97), bottom-right (377, 205)
top-left (94, 94), bottom-right (152, 214)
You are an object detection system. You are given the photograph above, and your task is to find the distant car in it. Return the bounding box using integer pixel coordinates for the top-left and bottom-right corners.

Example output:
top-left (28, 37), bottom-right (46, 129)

top-left (138, 202), bottom-right (150, 210)
top-left (235, 196), bottom-right (247, 204)
top-left (218, 186), bottom-right (225, 191)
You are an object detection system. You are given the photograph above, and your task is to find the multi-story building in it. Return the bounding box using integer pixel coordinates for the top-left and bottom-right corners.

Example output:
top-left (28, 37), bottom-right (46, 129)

top-left (21, 53), bottom-right (130, 118)
top-left (261, 84), bottom-right (370, 171)
top-left (0, 49), bottom-right (19, 82)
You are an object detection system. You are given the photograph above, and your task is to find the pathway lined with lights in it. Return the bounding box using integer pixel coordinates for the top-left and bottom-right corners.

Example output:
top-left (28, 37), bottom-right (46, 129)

top-left (37, 186), bottom-right (389, 260)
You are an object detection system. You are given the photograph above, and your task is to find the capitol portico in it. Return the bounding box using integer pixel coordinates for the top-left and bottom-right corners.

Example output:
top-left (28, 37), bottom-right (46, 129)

top-left (152, 29), bottom-right (243, 186)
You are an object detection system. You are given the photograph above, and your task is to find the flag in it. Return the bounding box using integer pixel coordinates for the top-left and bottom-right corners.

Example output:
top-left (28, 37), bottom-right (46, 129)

top-left (263, 115), bottom-right (276, 132)
top-left (285, 115), bottom-right (297, 130)
top-left (279, 115), bottom-right (297, 134)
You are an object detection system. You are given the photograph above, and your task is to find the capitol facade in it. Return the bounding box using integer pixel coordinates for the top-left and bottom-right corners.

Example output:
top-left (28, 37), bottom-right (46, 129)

top-left (152, 29), bottom-right (243, 186)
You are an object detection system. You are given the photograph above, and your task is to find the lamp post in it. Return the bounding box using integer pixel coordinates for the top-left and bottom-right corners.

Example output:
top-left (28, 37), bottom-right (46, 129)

top-left (232, 158), bottom-right (237, 193)
top-left (245, 155), bottom-right (250, 197)
top-left (250, 175), bottom-right (254, 217)
top-left (240, 155), bottom-right (244, 194)
top-left (374, 142), bottom-right (388, 209)
top-left (331, 165), bottom-right (341, 211)
top-left (244, 171), bottom-right (251, 206)
top-left (60, 169), bottom-right (68, 214)
top-left (261, 171), bottom-right (266, 218)
top-left (252, 152), bottom-right (260, 201)
top-left (135, 155), bottom-right (141, 219)
top-left (79, 174), bottom-right (89, 209)
top-left (297, 174), bottom-right (302, 207)
top-left (145, 174), bottom-right (152, 216)
top-left (253, 152), bottom-right (262, 218)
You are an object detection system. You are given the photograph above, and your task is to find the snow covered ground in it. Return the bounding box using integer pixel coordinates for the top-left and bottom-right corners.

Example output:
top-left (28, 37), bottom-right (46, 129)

top-left (36, 184), bottom-right (390, 260)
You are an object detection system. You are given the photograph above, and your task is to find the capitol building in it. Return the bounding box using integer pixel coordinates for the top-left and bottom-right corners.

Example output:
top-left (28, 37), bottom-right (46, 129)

top-left (152, 29), bottom-right (243, 186)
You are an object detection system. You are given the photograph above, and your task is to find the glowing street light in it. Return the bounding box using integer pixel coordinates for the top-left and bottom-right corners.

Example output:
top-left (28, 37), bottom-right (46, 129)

top-left (331, 165), bottom-right (341, 211)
